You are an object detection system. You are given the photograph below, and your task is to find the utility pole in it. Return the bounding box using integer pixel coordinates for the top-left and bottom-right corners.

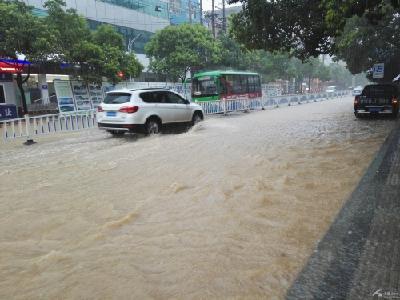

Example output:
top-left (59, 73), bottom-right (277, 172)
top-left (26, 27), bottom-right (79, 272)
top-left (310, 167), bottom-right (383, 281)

top-left (222, 0), bottom-right (226, 33)
top-left (212, 0), bottom-right (215, 38)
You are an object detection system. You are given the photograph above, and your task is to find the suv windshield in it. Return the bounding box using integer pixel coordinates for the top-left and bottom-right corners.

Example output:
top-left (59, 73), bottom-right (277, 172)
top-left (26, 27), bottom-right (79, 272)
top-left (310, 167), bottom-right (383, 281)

top-left (192, 76), bottom-right (218, 96)
top-left (103, 93), bottom-right (131, 104)
top-left (362, 85), bottom-right (398, 98)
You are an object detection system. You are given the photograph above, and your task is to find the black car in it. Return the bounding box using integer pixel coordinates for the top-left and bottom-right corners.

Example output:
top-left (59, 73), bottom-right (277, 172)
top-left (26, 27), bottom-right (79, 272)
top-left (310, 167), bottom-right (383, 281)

top-left (354, 84), bottom-right (399, 118)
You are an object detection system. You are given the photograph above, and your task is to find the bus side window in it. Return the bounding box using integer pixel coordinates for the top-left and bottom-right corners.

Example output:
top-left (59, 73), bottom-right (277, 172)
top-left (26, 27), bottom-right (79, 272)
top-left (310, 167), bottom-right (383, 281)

top-left (255, 76), bottom-right (261, 93)
top-left (225, 75), bottom-right (234, 95)
top-left (248, 76), bottom-right (255, 93)
top-left (232, 75), bottom-right (242, 94)
top-left (242, 75), bottom-right (249, 94)
top-left (219, 76), bottom-right (227, 96)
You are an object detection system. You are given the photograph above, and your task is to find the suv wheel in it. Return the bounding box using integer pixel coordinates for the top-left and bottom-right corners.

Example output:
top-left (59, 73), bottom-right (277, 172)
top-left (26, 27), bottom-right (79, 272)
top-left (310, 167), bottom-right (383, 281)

top-left (145, 118), bottom-right (160, 135)
top-left (192, 112), bottom-right (203, 126)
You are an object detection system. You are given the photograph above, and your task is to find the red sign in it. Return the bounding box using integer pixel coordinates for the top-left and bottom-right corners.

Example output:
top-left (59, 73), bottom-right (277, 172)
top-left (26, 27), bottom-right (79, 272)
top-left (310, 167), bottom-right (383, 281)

top-left (0, 62), bottom-right (24, 74)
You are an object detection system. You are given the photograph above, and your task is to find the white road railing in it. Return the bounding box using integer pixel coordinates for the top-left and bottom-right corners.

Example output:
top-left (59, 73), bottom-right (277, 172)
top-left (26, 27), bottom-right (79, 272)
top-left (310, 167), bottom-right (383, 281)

top-left (1, 111), bottom-right (96, 141)
top-left (199, 91), bottom-right (348, 115)
top-left (1, 91), bottom-right (347, 142)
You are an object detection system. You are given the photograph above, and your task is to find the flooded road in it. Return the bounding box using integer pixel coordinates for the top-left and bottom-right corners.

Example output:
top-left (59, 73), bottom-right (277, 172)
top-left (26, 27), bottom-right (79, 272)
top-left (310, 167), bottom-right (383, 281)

top-left (0, 97), bottom-right (397, 299)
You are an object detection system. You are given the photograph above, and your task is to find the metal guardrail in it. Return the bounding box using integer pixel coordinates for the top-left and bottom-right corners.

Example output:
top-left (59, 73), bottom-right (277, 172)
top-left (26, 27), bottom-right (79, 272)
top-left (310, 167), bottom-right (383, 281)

top-left (198, 91), bottom-right (347, 115)
top-left (1, 91), bottom-right (347, 142)
top-left (1, 111), bottom-right (96, 141)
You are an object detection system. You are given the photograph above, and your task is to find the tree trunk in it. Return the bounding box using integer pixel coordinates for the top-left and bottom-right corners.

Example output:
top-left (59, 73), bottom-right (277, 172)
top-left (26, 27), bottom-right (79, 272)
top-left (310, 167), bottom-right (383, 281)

top-left (16, 73), bottom-right (28, 115)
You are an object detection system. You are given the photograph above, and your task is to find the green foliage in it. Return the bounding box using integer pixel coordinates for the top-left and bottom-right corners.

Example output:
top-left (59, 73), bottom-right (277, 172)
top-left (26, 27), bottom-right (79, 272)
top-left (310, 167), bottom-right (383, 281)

top-left (0, 0), bottom-right (143, 83)
top-left (0, 0), bottom-right (57, 59)
top-left (145, 24), bottom-right (222, 81)
top-left (212, 35), bottom-right (334, 84)
top-left (217, 34), bottom-right (249, 70)
top-left (0, 0), bottom-right (143, 113)
top-left (334, 8), bottom-right (400, 81)
top-left (89, 24), bottom-right (143, 83)
top-left (43, 1), bottom-right (143, 83)
top-left (230, 0), bottom-right (334, 60)
top-left (43, 0), bottom-right (91, 61)
top-left (327, 63), bottom-right (353, 88)
top-left (229, 0), bottom-right (400, 81)
top-left (0, 0), bottom-right (58, 113)
top-left (322, 0), bottom-right (400, 30)
top-left (92, 24), bottom-right (125, 51)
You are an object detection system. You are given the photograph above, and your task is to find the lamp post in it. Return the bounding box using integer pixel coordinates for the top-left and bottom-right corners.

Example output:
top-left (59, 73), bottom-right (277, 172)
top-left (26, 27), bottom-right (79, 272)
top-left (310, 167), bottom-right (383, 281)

top-left (127, 34), bottom-right (142, 82)
top-left (127, 34), bottom-right (142, 54)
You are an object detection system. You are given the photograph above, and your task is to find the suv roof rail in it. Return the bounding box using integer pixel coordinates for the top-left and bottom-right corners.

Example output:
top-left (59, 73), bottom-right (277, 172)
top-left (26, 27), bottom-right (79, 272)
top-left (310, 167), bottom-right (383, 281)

top-left (129, 87), bottom-right (170, 91)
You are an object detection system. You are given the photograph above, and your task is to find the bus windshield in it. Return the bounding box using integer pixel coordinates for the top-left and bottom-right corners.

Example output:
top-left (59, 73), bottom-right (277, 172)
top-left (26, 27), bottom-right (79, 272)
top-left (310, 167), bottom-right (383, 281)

top-left (192, 76), bottom-right (218, 97)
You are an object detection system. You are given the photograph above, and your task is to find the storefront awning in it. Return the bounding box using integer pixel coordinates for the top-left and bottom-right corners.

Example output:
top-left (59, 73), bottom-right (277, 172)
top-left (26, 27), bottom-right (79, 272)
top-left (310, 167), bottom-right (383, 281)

top-left (0, 59), bottom-right (31, 74)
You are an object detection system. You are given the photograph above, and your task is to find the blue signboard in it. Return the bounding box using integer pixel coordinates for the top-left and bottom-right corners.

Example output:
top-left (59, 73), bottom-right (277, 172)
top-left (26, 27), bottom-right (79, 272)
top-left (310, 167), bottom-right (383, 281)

top-left (0, 104), bottom-right (18, 120)
top-left (373, 63), bottom-right (385, 79)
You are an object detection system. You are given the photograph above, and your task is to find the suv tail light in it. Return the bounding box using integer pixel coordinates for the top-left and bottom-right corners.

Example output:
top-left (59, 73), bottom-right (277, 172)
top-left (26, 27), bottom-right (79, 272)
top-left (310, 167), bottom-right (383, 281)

top-left (354, 96), bottom-right (360, 106)
top-left (392, 97), bottom-right (398, 105)
top-left (119, 106), bottom-right (139, 114)
top-left (97, 105), bottom-right (104, 112)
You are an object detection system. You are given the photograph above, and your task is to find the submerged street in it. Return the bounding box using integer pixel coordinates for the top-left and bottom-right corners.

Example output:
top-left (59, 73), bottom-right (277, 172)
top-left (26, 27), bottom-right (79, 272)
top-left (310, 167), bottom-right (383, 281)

top-left (0, 97), bottom-right (397, 299)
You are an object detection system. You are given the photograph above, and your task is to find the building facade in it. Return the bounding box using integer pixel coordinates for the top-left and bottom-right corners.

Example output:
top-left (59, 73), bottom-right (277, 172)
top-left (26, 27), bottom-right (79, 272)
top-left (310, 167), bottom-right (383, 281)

top-left (25, 0), bottom-right (201, 59)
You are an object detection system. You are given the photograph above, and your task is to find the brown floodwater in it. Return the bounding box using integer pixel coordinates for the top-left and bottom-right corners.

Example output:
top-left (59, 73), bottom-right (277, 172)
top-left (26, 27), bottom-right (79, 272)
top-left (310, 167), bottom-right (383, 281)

top-left (0, 97), bottom-right (396, 299)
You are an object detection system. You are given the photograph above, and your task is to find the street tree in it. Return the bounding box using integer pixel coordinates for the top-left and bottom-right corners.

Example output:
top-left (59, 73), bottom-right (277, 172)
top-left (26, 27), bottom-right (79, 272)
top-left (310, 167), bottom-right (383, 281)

top-left (217, 34), bottom-right (249, 70)
top-left (230, 0), bottom-right (332, 60)
top-left (0, 0), bottom-right (57, 114)
top-left (229, 0), bottom-right (400, 81)
top-left (145, 24), bottom-right (222, 81)
top-left (211, 34), bottom-right (336, 87)
top-left (45, 0), bottom-right (143, 83)
top-left (92, 24), bottom-right (143, 83)
top-left (334, 8), bottom-right (400, 81)
top-left (0, 0), bottom-right (143, 114)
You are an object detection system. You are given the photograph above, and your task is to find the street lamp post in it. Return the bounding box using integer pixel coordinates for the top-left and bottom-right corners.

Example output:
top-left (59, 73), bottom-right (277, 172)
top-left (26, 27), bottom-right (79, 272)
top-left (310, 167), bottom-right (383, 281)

top-left (127, 34), bottom-right (142, 82)
top-left (127, 34), bottom-right (142, 54)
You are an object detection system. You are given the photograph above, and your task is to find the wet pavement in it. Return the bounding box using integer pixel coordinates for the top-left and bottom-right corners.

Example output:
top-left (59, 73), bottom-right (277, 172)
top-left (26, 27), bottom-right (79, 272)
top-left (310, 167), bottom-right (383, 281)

top-left (287, 120), bottom-right (400, 300)
top-left (0, 97), bottom-right (398, 299)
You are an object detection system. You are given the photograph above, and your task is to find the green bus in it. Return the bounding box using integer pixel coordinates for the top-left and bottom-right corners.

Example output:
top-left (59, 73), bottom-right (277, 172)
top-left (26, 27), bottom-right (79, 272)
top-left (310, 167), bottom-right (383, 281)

top-left (191, 70), bottom-right (262, 102)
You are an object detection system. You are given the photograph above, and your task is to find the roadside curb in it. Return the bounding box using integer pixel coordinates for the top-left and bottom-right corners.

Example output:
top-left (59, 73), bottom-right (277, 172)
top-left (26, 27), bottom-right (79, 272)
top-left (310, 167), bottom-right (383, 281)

top-left (286, 119), bottom-right (400, 299)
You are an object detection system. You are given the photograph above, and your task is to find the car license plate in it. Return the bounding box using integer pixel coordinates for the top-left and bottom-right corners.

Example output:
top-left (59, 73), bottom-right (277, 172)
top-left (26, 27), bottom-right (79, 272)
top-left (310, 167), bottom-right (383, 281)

top-left (369, 107), bottom-right (381, 113)
top-left (106, 111), bottom-right (116, 117)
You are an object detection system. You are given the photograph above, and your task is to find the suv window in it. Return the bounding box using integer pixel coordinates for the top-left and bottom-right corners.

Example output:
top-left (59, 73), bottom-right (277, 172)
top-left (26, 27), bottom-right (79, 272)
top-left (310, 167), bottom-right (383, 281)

top-left (167, 92), bottom-right (186, 104)
top-left (362, 85), bottom-right (398, 98)
top-left (140, 91), bottom-right (168, 103)
top-left (140, 92), bottom-right (157, 103)
top-left (103, 93), bottom-right (131, 104)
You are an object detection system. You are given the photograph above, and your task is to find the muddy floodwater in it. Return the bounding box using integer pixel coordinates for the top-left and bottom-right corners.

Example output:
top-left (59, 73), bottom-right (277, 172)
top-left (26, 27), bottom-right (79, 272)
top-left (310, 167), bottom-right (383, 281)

top-left (0, 97), bottom-right (397, 299)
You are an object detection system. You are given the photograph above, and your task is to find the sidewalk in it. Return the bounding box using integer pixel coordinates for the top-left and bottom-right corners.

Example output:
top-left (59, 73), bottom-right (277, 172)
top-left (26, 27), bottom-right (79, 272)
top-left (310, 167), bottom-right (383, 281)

top-left (287, 121), bottom-right (400, 300)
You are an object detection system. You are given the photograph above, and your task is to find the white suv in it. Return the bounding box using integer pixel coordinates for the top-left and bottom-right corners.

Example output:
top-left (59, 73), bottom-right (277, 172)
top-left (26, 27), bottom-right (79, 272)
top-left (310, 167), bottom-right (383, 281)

top-left (97, 88), bottom-right (204, 135)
